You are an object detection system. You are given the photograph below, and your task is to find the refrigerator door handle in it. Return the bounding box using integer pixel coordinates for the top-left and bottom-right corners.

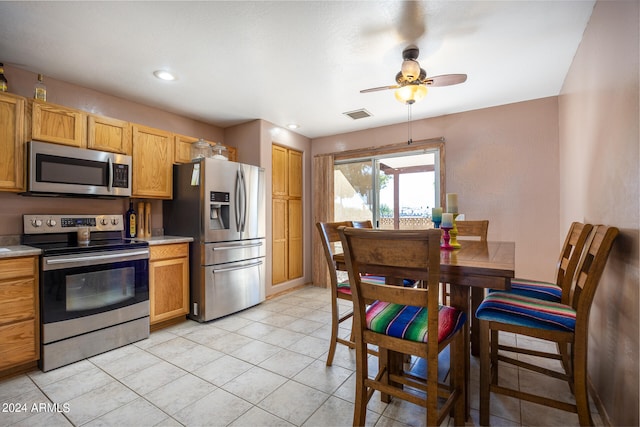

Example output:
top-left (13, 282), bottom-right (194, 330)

top-left (240, 168), bottom-right (247, 232)
top-left (212, 242), bottom-right (263, 251)
top-left (212, 260), bottom-right (263, 273)
top-left (234, 169), bottom-right (242, 231)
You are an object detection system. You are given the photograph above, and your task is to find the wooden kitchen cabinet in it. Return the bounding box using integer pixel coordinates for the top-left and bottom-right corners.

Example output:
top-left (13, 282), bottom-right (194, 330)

top-left (149, 243), bottom-right (189, 327)
top-left (31, 99), bottom-right (86, 147)
top-left (173, 134), bottom-right (200, 164)
top-left (174, 134), bottom-right (238, 164)
top-left (272, 145), bottom-right (303, 284)
top-left (0, 256), bottom-right (39, 372)
top-left (0, 92), bottom-right (26, 192)
top-left (131, 124), bottom-right (173, 199)
top-left (88, 114), bottom-right (131, 154)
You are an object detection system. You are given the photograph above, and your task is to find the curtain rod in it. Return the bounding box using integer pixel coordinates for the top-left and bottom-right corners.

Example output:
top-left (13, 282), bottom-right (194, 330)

top-left (315, 136), bottom-right (445, 159)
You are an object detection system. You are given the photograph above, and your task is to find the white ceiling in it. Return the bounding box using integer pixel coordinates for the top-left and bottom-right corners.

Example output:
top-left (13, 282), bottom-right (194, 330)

top-left (0, 1), bottom-right (595, 139)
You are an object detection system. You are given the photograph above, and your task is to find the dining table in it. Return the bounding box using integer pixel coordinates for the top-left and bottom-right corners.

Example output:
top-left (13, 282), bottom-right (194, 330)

top-left (333, 239), bottom-right (515, 419)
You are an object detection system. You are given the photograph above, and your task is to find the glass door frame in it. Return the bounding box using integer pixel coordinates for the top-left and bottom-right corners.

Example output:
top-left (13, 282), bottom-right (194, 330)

top-left (333, 139), bottom-right (445, 228)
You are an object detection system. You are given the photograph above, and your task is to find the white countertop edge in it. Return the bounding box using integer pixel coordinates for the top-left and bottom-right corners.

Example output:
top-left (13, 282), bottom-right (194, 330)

top-left (0, 246), bottom-right (42, 258)
top-left (136, 236), bottom-right (194, 245)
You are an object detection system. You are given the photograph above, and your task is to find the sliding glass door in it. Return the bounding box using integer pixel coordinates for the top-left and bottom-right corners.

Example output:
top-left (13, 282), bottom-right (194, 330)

top-left (334, 149), bottom-right (441, 229)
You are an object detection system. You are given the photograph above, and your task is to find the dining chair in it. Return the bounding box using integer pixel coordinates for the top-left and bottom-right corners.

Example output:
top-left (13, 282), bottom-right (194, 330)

top-left (477, 225), bottom-right (619, 426)
top-left (503, 222), bottom-right (593, 303)
top-left (455, 220), bottom-right (489, 241)
top-left (338, 226), bottom-right (467, 426)
top-left (352, 220), bottom-right (373, 228)
top-left (317, 221), bottom-right (384, 366)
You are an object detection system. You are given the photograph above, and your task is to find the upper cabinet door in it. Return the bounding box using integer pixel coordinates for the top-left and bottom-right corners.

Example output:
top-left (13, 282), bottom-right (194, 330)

top-left (131, 124), bottom-right (173, 199)
top-left (87, 114), bottom-right (131, 154)
top-left (173, 134), bottom-right (199, 164)
top-left (272, 145), bottom-right (288, 196)
top-left (174, 134), bottom-right (238, 164)
top-left (31, 100), bottom-right (86, 147)
top-left (0, 92), bottom-right (26, 191)
top-left (288, 150), bottom-right (302, 198)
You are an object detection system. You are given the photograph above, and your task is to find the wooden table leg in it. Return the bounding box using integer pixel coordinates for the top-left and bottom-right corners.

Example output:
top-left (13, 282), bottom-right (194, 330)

top-left (471, 287), bottom-right (485, 356)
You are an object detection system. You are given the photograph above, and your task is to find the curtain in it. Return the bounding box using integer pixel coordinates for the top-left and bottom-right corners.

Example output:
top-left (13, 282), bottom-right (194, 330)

top-left (312, 154), bottom-right (334, 288)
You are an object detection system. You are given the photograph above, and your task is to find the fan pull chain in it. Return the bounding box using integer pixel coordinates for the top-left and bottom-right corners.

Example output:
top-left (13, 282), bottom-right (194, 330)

top-left (407, 102), bottom-right (413, 145)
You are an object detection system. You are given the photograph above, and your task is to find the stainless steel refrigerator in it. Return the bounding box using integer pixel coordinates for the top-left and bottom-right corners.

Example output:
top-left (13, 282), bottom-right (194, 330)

top-left (163, 158), bottom-right (265, 322)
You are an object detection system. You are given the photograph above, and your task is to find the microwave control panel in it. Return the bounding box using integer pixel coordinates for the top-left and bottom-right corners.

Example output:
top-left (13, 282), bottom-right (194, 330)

top-left (112, 164), bottom-right (129, 188)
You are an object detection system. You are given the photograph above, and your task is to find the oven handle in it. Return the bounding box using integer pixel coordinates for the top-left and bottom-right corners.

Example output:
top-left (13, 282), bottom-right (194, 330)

top-left (44, 249), bottom-right (149, 270)
top-left (212, 260), bottom-right (263, 273)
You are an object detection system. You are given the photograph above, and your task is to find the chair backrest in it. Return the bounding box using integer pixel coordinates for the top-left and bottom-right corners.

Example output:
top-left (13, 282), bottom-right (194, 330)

top-left (556, 222), bottom-right (594, 304)
top-left (455, 220), bottom-right (489, 241)
top-left (570, 225), bottom-right (618, 327)
top-left (352, 220), bottom-right (373, 229)
top-left (317, 221), bottom-right (354, 288)
top-left (338, 227), bottom-right (442, 349)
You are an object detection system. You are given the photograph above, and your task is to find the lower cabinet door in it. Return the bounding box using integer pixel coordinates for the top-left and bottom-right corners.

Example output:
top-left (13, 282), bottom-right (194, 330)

top-left (150, 255), bottom-right (189, 324)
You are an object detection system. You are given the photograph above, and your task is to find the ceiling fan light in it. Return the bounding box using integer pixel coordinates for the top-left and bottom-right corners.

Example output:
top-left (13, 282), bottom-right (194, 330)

top-left (395, 84), bottom-right (428, 104)
top-left (401, 59), bottom-right (421, 81)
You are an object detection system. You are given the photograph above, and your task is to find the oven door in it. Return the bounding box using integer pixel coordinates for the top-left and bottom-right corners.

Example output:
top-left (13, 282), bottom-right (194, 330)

top-left (41, 248), bottom-right (149, 325)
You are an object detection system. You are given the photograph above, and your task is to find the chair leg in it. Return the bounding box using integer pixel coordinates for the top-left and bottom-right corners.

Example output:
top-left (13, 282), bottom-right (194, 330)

top-left (479, 320), bottom-right (491, 426)
top-left (353, 342), bottom-right (368, 426)
top-left (573, 342), bottom-right (594, 426)
top-left (379, 348), bottom-right (392, 403)
top-left (452, 332), bottom-right (466, 426)
top-left (326, 303), bottom-right (340, 366)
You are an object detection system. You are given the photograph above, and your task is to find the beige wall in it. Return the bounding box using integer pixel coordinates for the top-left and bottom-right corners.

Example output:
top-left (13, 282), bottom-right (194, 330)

top-left (312, 97), bottom-right (561, 282)
top-left (5, 65), bottom-right (225, 142)
top-left (559, 1), bottom-right (639, 425)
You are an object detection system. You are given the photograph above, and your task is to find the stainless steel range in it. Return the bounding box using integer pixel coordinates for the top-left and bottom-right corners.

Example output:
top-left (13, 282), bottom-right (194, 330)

top-left (23, 214), bottom-right (150, 372)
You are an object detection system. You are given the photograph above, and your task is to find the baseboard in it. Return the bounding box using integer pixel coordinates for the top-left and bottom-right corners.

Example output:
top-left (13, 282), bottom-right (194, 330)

top-left (588, 375), bottom-right (612, 426)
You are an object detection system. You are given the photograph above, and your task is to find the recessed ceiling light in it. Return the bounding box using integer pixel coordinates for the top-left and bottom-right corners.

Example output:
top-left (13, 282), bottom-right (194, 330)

top-left (153, 70), bottom-right (176, 81)
top-left (287, 123), bottom-right (299, 130)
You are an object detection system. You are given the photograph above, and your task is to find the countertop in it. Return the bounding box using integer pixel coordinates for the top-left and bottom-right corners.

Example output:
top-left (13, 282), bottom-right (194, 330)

top-left (0, 236), bottom-right (193, 259)
top-left (0, 245), bottom-right (42, 259)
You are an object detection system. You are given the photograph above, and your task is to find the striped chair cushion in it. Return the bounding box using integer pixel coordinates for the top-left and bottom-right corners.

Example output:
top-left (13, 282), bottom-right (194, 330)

top-left (490, 278), bottom-right (562, 302)
top-left (366, 301), bottom-right (466, 343)
top-left (338, 275), bottom-right (415, 295)
top-left (476, 291), bottom-right (576, 332)
top-left (337, 275), bottom-right (386, 295)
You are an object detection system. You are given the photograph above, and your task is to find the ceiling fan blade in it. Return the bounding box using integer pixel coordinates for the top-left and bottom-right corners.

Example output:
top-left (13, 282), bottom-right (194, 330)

top-left (425, 74), bottom-right (468, 87)
top-left (360, 85), bottom-right (400, 93)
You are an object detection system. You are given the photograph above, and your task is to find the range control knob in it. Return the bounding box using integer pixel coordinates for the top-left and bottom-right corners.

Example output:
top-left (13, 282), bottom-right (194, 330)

top-left (111, 217), bottom-right (119, 225)
top-left (46, 219), bottom-right (57, 227)
top-left (100, 218), bottom-right (109, 226)
top-left (31, 219), bottom-right (43, 228)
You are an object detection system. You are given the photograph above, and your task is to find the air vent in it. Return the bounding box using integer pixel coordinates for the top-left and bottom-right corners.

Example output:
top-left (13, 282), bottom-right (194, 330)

top-left (343, 109), bottom-right (372, 120)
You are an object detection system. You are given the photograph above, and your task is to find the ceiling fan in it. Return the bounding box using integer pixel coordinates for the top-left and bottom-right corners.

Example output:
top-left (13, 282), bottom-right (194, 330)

top-left (361, 45), bottom-right (467, 104)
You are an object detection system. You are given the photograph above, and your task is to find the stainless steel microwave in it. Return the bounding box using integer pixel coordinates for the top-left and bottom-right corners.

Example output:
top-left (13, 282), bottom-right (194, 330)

top-left (27, 140), bottom-right (132, 197)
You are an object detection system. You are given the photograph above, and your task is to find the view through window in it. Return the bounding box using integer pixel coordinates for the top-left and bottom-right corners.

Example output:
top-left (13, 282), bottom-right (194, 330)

top-left (334, 149), bottom-right (441, 229)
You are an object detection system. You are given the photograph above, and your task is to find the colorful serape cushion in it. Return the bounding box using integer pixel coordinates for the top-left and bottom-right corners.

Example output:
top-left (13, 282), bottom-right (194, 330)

top-left (476, 291), bottom-right (576, 332)
top-left (337, 280), bottom-right (352, 295)
top-left (365, 301), bottom-right (466, 343)
top-left (489, 278), bottom-right (562, 302)
top-left (362, 274), bottom-right (416, 287)
top-left (337, 275), bottom-right (387, 295)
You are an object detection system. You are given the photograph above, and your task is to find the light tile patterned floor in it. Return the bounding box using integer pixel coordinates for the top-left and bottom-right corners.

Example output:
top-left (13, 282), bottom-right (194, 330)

top-left (0, 286), bottom-right (603, 426)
